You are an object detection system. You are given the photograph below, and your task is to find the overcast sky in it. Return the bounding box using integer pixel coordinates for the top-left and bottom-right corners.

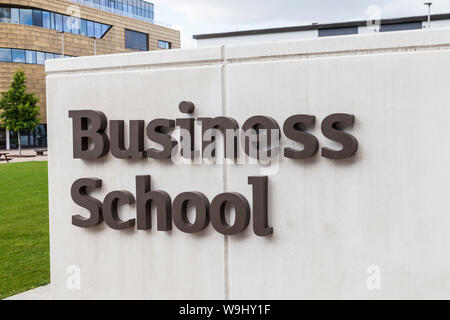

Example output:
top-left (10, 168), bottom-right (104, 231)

top-left (147, 0), bottom-right (450, 48)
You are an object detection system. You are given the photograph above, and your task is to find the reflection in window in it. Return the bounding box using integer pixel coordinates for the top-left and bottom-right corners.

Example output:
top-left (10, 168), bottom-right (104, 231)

top-left (0, 7), bottom-right (11, 23)
top-left (158, 40), bottom-right (171, 49)
top-left (45, 52), bottom-right (55, 60)
top-left (101, 24), bottom-right (109, 37)
top-left (68, 0), bottom-right (154, 24)
top-left (19, 9), bottom-right (33, 26)
top-left (25, 50), bottom-right (36, 64)
top-left (55, 13), bottom-right (63, 31)
top-left (36, 51), bottom-right (45, 65)
top-left (125, 29), bottom-right (148, 51)
top-left (0, 48), bottom-right (11, 62)
top-left (11, 49), bottom-right (25, 63)
top-left (42, 10), bottom-right (51, 28)
top-left (81, 19), bottom-right (87, 36)
top-left (87, 20), bottom-right (94, 37)
top-left (0, 48), bottom-right (73, 65)
top-left (0, 6), bottom-right (111, 39)
top-left (94, 22), bottom-right (102, 38)
top-left (63, 15), bottom-right (70, 32)
top-left (32, 10), bottom-right (42, 27)
top-left (70, 17), bottom-right (80, 34)
top-left (11, 8), bottom-right (19, 24)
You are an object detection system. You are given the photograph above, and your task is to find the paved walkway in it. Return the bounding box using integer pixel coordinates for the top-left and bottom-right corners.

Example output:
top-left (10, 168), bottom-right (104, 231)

top-left (4, 285), bottom-right (51, 300)
top-left (0, 148), bottom-right (48, 163)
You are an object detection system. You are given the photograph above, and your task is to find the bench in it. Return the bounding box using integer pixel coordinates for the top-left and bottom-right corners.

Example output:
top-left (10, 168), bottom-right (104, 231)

top-left (35, 149), bottom-right (48, 156)
top-left (0, 152), bottom-right (12, 163)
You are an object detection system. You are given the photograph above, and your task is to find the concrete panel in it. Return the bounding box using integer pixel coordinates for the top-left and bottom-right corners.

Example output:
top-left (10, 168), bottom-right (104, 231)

top-left (225, 50), bottom-right (450, 299)
top-left (225, 27), bottom-right (450, 61)
top-left (47, 61), bottom-right (225, 299)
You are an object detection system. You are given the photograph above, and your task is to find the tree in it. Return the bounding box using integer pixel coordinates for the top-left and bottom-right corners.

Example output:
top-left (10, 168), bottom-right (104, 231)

top-left (0, 68), bottom-right (40, 156)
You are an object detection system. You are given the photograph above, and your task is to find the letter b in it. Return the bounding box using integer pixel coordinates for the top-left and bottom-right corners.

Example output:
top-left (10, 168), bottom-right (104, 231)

top-left (69, 110), bottom-right (110, 159)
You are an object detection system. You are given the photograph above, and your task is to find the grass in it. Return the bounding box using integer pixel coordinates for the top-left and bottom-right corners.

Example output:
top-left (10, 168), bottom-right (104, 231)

top-left (0, 161), bottom-right (49, 299)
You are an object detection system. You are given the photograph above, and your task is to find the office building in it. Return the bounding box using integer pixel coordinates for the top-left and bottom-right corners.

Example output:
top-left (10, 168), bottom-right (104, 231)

top-left (0, 0), bottom-right (180, 150)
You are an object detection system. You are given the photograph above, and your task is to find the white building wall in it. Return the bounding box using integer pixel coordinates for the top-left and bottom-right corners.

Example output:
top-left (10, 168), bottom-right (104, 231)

top-left (46, 27), bottom-right (450, 299)
top-left (422, 19), bottom-right (450, 29)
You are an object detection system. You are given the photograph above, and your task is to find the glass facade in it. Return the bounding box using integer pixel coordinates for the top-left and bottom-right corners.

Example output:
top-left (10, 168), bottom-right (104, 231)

top-left (157, 40), bottom-right (171, 49)
top-left (0, 48), bottom-right (73, 65)
top-left (125, 29), bottom-right (148, 51)
top-left (69, 0), bottom-right (154, 24)
top-left (0, 6), bottom-right (111, 39)
top-left (5, 125), bottom-right (47, 149)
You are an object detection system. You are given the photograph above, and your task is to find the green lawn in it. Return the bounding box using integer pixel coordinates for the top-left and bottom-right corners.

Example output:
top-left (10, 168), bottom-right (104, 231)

top-left (0, 161), bottom-right (49, 299)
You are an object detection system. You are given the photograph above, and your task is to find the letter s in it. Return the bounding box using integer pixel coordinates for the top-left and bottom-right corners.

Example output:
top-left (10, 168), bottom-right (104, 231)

top-left (71, 178), bottom-right (103, 228)
top-left (321, 113), bottom-right (358, 159)
top-left (283, 114), bottom-right (319, 159)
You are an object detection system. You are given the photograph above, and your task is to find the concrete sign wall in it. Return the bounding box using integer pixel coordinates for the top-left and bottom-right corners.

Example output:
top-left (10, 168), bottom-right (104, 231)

top-left (46, 28), bottom-right (450, 299)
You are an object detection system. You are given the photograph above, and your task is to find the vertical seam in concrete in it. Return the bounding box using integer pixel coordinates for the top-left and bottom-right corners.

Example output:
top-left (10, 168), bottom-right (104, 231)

top-left (221, 45), bottom-right (231, 300)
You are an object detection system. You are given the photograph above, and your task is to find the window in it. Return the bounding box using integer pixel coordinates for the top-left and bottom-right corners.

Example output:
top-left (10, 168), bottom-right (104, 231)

top-left (94, 22), bottom-right (102, 38)
top-left (318, 26), bottom-right (358, 37)
top-left (81, 19), bottom-right (87, 36)
top-left (158, 40), bottom-right (171, 49)
top-left (42, 11), bottom-right (51, 28)
top-left (66, 0), bottom-right (153, 22)
top-left (32, 10), bottom-right (42, 27)
top-left (19, 9), bottom-right (33, 26)
top-left (25, 50), bottom-right (36, 64)
top-left (45, 52), bottom-right (55, 60)
top-left (35, 124), bottom-right (47, 147)
top-left (101, 24), bottom-right (109, 36)
top-left (50, 12), bottom-right (55, 29)
top-left (0, 7), bottom-right (10, 23)
top-left (87, 20), bottom-right (94, 37)
top-left (63, 15), bottom-right (70, 32)
top-left (125, 29), bottom-right (148, 51)
top-left (11, 8), bottom-right (19, 24)
top-left (380, 22), bottom-right (422, 32)
top-left (0, 128), bottom-right (6, 149)
top-left (11, 49), bottom-right (25, 63)
top-left (36, 51), bottom-right (46, 65)
top-left (0, 48), bottom-right (11, 62)
top-left (55, 13), bottom-right (63, 31)
top-left (0, 5), bottom-right (111, 38)
top-left (70, 17), bottom-right (81, 34)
